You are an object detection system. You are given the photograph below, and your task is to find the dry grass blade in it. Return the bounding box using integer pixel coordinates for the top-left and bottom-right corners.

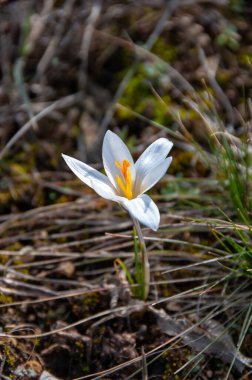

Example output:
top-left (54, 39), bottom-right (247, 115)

top-left (0, 93), bottom-right (80, 159)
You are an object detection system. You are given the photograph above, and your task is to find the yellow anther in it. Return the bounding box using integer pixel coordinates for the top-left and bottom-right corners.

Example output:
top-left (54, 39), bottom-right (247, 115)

top-left (115, 159), bottom-right (133, 199)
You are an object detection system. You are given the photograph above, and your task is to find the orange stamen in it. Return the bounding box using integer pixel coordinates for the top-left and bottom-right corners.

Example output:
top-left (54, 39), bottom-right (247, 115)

top-left (115, 159), bottom-right (133, 199)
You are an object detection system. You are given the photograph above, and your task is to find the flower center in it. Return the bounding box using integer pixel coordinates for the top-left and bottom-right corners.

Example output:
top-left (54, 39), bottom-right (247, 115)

top-left (115, 159), bottom-right (133, 199)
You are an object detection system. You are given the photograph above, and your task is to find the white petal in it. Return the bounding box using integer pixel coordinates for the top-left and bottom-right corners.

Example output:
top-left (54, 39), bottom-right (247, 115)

top-left (139, 157), bottom-right (172, 194)
top-left (62, 154), bottom-right (121, 201)
top-left (121, 194), bottom-right (160, 231)
top-left (135, 138), bottom-right (173, 192)
top-left (102, 130), bottom-right (136, 190)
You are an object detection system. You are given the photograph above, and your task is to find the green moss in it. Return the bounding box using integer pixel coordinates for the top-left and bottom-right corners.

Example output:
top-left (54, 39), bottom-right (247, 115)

top-left (216, 69), bottom-right (235, 84)
top-left (117, 37), bottom-right (178, 125)
top-left (6, 242), bottom-right (23, 251)
top-left (161, 347), bottom-right (192, 379)
top-left (0, 294), bottom-right (13, 304)
top-left (93, 326), bottom-right (106, 346)
top-left (73, 339), bottom-right (90, 373)
top-left (215, 24), bottom-right (240, 51)
top-left (4, 345), bottom-right (17, 367)
top-left (167, 151), bottom-right (194, 176)
top-left (151, 38), bottom-right (177, 63)
top-left (239, 52), bottom-right (252, 68)
top-left (118, 64), bottom-right (173, 125)
top-left (82, 292), bottom-right (100, 308)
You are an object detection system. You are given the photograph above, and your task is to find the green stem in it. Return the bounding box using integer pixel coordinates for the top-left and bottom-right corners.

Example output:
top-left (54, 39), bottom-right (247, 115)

top-left (133, 226), bottom-right (140, 284)
top-left (131, 216), bottom-right (150, 300)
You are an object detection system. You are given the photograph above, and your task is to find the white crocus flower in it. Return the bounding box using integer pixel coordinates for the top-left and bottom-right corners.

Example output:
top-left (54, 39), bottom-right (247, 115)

top-left (62, 130), bottom-right (173, 231)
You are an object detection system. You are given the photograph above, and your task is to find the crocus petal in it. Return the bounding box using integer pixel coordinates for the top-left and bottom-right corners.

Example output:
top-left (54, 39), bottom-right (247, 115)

top-left (62, 154), bottom-right (121, 201)
top-left (139, 157), bottom-right (172, 194)
top-left (121, 194), bottom-right (160, 231)
top-left (102, 130), bottom-right (136, 190)
top-left (135, 138), bottom-right (173, 193)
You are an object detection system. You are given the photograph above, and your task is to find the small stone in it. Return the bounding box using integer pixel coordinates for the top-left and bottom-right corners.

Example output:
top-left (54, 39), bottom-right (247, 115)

top-left (40, 370), bottom-right (60, 380)
top-left (207, 369), bottom-right (213, 378)
top-left (57, 261), bottom-right (75, 277)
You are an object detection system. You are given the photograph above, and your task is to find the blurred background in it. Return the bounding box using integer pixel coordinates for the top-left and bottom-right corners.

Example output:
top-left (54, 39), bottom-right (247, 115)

top-left (1, 0), bottom-right (251, 213)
